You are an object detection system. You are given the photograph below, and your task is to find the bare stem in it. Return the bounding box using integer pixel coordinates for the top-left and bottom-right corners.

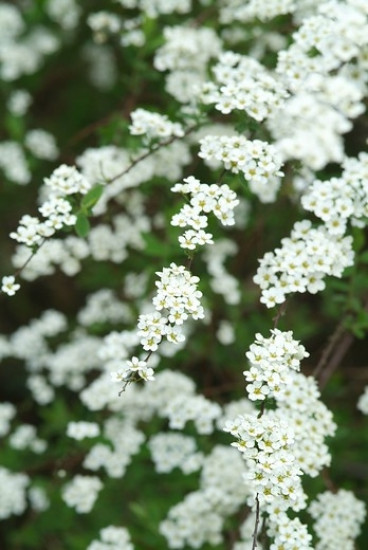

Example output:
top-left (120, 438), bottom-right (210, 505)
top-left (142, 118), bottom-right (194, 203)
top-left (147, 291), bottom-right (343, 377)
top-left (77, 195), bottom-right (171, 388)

top-left (107, 124), bottom-right (199, 185)
top-left (251, 495), bottom-right (261, 550)
top-left (272, 299), bottom-right (288, 329)
top-left (313, 321), bottom-right (345, 379)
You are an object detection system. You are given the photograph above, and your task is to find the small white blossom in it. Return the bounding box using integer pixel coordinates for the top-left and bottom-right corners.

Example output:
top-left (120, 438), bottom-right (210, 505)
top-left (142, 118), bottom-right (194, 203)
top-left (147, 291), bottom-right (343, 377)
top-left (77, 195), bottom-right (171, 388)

top-left (1, 276), bottom-right (20, 296)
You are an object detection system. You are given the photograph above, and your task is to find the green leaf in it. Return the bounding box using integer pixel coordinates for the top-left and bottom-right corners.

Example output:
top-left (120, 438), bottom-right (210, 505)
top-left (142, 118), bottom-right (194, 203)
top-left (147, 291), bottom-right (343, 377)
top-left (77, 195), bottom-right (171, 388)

top-left (143, 233), bottom-right (171, 258)
top-left (359, 250), bottom-right (368, 264)
top-left (81, 184), bottom-right (104, 210)
top-left (75, 213), bottom-right (90, 237)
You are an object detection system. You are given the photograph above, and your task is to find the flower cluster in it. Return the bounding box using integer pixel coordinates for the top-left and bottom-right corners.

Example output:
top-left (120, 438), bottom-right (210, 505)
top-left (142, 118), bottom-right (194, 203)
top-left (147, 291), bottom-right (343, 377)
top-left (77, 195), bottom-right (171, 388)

top-left (10, 164), bottom-right (91, 250)
top-left (199, 134), bottom-right (284, 203)
top-left (154, 25), bottom-right (222, 103)
top-left (24, 129), bottom-right (58, 161)
top-left (44, 164), bottom-right (91, 195)
top-left (160, 445), bottom-right (249, 549)
top-left (302, 152), bottom-right (368, 235)
top-left (118, 0), bottom-right (192, 18)
top-left (244, 329), bottom-right (309, 401)
top-left (220, 0), bottom-right (296, 23)
top-left (224, 411), bottom-right (306, 512)
top-left (129, 108), bottom-right (184, 141)
top-left (7, 89), bottom-right (32, 116)
top-left (171, 175), bottom-right (239, 250)
top-left (9, 424), bottom-right (46, 454)
top-left (0, 3), bottom-right (59, 81)
top-left (46, 0), bottom-right (80, 30)
top-left (201, 51), bottom-right (289, 121)
top-left (148, 433), bottom-right (203, 474)
top-left (0, 402), bottom-right (15, 436)
top-left (10, 205), bottom-right (76, 247)
top-left (83, 419), bottom-right (144, 479)
top-left (254, 220), bottom-right (354, 307)
top-left (0, 467), bottom-right (29, 519)
top-left (0, 141), bottom-right (30, 184)
top-left (111, 263), bottom-right (204, 383)
top-left (87, 525), bottom-right (134, 550)
top-left (162, 394), bottom-right (222, 435)
top-left (87, 11), bottom-right (121, 43)
top-left (275, 372), bottom-right (336, 476)
top-left (267, 513), bottom-right (313, 550)
top-left (66, 421), bottom-right (100, 440)
top-left (62, 475), bottom-right (103, 514)
top-left (309, 489), bottom-right (366, 550)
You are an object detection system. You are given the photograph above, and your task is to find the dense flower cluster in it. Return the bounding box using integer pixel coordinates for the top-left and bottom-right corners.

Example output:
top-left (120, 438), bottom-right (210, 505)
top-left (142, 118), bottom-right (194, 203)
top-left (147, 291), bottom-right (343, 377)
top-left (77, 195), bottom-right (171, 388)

top-left (309, 489), bottom-right (366, 550)
top-left (171, 175), bottom-right (239, 250)
top-left (10, 165), bottom-right (91, 249)
top-left (160, 446), bottom-right (249, 549)
top-left (148, 433), bottom-right (202, 474)
top-left (220, 0), bottom-right (296, 23)
top-left (225, 330), bottom-right (337, 548)
top-left (244, 329), bottom-right (308, 400)
top-left (0, 467), bottom-right (29, 519)
top-left (267, 513), bottom-right (313, 550)
top-left (129, 108), bottom-right (184, 141)
top-left (275, 372), bottom-right (336, 476)
top-left (225, 411), bottom-right (306, 511)
top-left (154, 26), bottom-right (222, 102)
top-left (66, 421), bottom-right (100, 440)
top-left (62, 475), bottom-right (103, 514)
top-left (254, 220), bottom-right (354, 307)
top-left (201, 52), bottom-right (289, 121)
top-left (111, 263), bottom-right (204, 383)
top-left (199, 134), bottom-right (284, 202)
top-left (0, 3), bottom-right (58, 81)
top-left (0, 141), bottom-right (30, 184)
top-left (302, 152), bottom-right (368, 235)
top-left (87, 525), bottom-right (134, 550)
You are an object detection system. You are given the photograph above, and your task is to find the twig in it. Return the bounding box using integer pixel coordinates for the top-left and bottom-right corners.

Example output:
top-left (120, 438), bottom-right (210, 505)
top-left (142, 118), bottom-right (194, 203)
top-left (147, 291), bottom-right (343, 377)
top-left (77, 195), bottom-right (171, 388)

top-left (251, 495), bottom-right (261, 550)
top-left (313, 321), bottom-right (345, 379)
top-left (0, 239), bottom-right (46, 297)
top-left (318, 330), bottom-right (354, 390)
top-left (107, 123), bottom-right (199, 185)
top-left (272, 299), bottom-right (288, 329)
top-left (321, 467), bottom-right (338, 493)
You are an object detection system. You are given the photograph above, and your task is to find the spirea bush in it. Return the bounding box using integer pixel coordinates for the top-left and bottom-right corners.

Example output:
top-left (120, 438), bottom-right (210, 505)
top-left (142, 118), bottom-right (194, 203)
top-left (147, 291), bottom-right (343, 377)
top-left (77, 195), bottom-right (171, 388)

top-left (1, 1), bottom-right (368, 549)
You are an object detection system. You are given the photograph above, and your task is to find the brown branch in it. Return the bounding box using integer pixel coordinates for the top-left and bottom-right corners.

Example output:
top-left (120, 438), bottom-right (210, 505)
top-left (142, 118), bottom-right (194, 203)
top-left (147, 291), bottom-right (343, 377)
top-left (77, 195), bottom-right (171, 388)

top-left (313, 321), bottom-right (345, 380)
top-left (272, 299), bottom-right (288, 329)
top-left (321, 468), bottom-right (338, 493)
top-left (318, 330), bottom-right (354, 390)
top-left (314, 297), bottom-right (368, 389)
top-left (251, 495), bottom-right (261, 550)
top-left (107, 123), bottom-right (199, 185)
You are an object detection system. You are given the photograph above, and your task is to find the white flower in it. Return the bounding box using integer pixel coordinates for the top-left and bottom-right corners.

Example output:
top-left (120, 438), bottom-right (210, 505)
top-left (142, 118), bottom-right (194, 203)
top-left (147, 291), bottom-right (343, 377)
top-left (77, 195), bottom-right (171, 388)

top-left (66, 421), bottom-right (100, 440)
top-left (1, 276), bottom-right (20, 296)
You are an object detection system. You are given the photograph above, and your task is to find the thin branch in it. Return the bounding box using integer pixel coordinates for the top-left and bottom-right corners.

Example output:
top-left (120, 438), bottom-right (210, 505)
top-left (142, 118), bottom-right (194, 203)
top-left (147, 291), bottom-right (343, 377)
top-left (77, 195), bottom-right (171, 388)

top-left (0, 239), bottom-right (46, 296)
top-left (318, 330), bottom-right (354, 390)
top-left (314, 297), bottom-right (368, 389)
top-left (251, 495), bottom-right (261, 550)
top-left (272, 299), bottom-right (288, 329)
top-left (107, 123), bottom-right (199, 185)
top-left (313, 321), bottom-right (345, 379)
